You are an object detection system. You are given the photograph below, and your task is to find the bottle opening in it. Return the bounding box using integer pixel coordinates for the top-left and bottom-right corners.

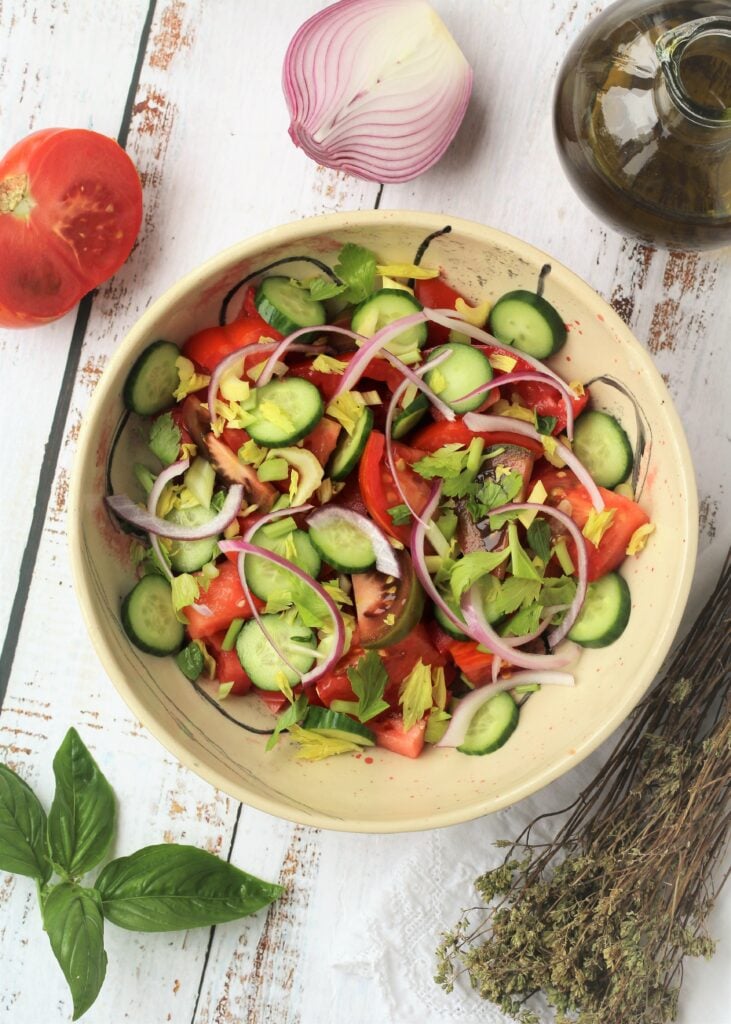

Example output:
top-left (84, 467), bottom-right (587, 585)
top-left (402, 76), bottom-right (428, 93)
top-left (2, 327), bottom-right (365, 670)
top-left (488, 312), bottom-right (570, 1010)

top-left (679, 31), bottom-right (731, 116)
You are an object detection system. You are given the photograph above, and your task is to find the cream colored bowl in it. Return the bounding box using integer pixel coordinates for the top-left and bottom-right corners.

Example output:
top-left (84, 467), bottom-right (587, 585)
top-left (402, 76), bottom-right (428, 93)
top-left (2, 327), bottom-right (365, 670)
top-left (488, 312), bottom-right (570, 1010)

top-left (69, 211), bottom-right (697, 833)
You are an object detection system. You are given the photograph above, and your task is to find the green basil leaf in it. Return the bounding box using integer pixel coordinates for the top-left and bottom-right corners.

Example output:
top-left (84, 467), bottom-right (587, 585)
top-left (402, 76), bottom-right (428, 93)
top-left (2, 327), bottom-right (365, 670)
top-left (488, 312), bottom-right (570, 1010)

top-left (47, 728), bottom-right (115, 879)
top-left (0, 764), bottom-right (52, 882)
top-left (96, 844), bottom-right (283, 932)
top-left (43, 883), bottom-right (107, 1021)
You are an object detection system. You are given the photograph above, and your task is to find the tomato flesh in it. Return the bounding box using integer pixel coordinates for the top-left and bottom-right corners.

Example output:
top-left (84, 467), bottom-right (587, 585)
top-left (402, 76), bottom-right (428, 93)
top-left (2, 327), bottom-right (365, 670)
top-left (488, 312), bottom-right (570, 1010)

top-left (358, 431), bottom-right (432, 544)
top-left (205, 631), bottom-right (252, 695)
top-left (369, 715), bottom-right (427, 758)
top-left (0, 128), bottom-right (143, 327)
top-left (411, 419), bottom-right (544, 456)
top-left (182, 315), bottom-right (282, 373)
top-left (183, 561), bottom-right (262, 639)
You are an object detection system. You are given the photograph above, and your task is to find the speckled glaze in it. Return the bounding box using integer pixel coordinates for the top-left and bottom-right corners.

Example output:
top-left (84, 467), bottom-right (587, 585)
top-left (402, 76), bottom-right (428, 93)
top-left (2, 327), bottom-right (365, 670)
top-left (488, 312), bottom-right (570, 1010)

top-left (68, 211), bottom-right (697, 833)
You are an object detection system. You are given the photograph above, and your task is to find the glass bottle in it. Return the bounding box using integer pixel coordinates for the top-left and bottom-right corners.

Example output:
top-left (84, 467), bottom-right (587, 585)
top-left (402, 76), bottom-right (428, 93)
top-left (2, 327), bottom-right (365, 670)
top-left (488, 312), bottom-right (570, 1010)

top-left (553, 0), bottom-right (731, 250)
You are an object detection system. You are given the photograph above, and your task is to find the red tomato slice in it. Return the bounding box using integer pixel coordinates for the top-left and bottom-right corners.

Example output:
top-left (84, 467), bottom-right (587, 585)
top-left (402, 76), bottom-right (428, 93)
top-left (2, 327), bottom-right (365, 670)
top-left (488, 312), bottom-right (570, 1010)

top-left (414, 277), bottom-right (465, 343)
top-left (204, 632), bottom-right (252, 695)
top-left (0, 128), bottom-right (143, 327)
top-left (369, 714), bottom-right (427, 758)
top-left (411, 419), bottom-right (544, 456)
top-left (503, 378), bottom-right (589, 435)
top-left (358, 431), bottom-right (432, 544)
top-left (448, 641), bottom-right (495, 687)
top-left (537, 468), bottom-right (650, 581)
top-left (301, 417), bottom-right (341, 467)
top-left (181, 316), bottom-right (283, 373)
top-left (183, 561), bottom-right (262, 639)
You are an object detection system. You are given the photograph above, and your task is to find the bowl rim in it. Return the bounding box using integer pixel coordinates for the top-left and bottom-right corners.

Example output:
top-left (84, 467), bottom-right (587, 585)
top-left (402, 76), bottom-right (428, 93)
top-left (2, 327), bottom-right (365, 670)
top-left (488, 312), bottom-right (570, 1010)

top-left (68, 209), bottom-right (698, 833)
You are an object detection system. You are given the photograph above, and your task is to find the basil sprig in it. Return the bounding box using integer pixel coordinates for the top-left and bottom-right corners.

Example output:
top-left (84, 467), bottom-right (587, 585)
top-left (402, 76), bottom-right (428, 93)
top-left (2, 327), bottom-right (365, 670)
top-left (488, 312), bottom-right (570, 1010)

top-left (1, 728), bottom-right (282, 1020)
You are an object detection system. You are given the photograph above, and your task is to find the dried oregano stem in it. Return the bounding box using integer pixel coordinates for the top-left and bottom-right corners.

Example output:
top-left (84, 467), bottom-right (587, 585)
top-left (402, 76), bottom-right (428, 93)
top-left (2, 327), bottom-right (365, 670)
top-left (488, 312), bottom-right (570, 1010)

top-left (436, 553), bottom-right (731, 1024)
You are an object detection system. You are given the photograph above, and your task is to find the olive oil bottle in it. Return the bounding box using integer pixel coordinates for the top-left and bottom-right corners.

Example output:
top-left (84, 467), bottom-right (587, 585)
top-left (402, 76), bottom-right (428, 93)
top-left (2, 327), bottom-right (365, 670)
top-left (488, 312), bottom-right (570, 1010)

top-left (554, 0), bottom-right (731, 250)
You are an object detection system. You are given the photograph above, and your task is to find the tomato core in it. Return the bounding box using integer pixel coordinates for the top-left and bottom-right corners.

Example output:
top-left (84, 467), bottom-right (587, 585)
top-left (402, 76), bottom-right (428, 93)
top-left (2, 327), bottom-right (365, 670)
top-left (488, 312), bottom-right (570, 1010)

top-left (0, 174), bottom-right (33, 218)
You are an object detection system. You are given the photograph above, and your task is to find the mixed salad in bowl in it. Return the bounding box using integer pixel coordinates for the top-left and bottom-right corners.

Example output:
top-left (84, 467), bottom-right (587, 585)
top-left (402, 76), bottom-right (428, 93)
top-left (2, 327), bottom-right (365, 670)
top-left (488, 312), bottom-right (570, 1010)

top-left (108, 243), bottom-right (653, 762)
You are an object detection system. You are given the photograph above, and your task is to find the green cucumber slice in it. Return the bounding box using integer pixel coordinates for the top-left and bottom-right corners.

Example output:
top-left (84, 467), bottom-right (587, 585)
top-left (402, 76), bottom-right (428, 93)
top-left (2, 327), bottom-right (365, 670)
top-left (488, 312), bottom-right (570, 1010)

top-left (236, 614), bottom-right (316, 690)
top-left (302, 707), bottom-right (375, 746)
top-left (423, 342), bottom-right (493, 414)
top-left (391, 393), bottom-right (429, 439)
top-left (123, 340), bottom-right (180, 416)
top-left (457, 691), bottom-right (519, 755)
top-left (121, 574), bottom-right (184, 657)
top-left (165, 505), bottom-right (220, 573)
top-left (328, 406), bottom-right (373, 481)
top-left (255, 276), bottom-right (327, 336)
top-left (247, 377), bottom-right (323, 447)
top-left (572, 410), bottom-right (633, 488)
top-left (309, 512), bottom-right (377, 574)
top-left (244, 525), bottom-right (321, 602)
top-left (568, 572), bottom-right (631, 648)
top-left (489, 290), bottom-right (567, 358)
top-left (351, 289), bottom-right (427, 363)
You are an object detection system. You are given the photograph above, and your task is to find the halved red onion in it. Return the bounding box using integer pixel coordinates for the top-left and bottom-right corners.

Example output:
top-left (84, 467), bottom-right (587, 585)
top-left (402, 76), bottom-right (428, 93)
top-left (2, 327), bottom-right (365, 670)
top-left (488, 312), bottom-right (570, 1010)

top-left (455, 370), bottom-right (575, 439)
top-left (490, 502), bottom-right (589, 647)
top-left (307, 505), bottom-right (401, 578)
top-left (436, 670), bottom-right (575, 748)
top-left (283, 0), bottom-right (473, 184)
top-left (106, 483), bottom-right (244, 539)
top-left (425, 307), bottom-right (578, 438)
top-left (335, 310), bottom-right (428, 396)
top-left (219, 538), bottom-right (345, 687)
top-left (463, 411), bottom-right (604, 512)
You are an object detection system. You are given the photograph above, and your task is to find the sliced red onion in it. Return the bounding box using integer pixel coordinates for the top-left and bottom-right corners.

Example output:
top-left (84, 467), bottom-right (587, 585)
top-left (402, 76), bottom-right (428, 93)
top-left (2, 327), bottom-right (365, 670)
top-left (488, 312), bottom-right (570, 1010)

top-left (283, 0), bottom-right (473, 184)
top-left (455, 370), bottom-right (575, 439)
top-left (426, 307), bottom-right (577, 438)
top-left (307, 506), bottom-right (401, 578)
top-left (335, 310), bottom-right (428, 396)
top-left (219, 538), bottom-right (345, 688)
top-left (489, 502), bottom-right (589, 647)
top-left (437, 670), bottom-right (575, 748)
top-left (462, 583), bottom-right (581, 671)
top-left (207, 341), bottom-right (279, 417)
top-left (107, 483), bottom-right (244, 539)
top-left (410, 482), bottom-right (466, 634)
top-left (463, 412), bottom-right (604, 512)
top-left (253, 328), bottom-right (346, 387)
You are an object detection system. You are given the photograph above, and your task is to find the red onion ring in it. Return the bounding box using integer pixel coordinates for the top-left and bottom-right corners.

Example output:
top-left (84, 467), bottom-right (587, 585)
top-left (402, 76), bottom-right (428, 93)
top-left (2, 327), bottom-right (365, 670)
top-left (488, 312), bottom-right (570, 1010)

top-left (208, 340), bottom-right (327, 413)
top-left (306, 506), bottom-right (401, 578)
top-left (335, 310), bottom-right (428, 395)
top-left (410, 481), bottom-right (466, 634)
top-left (219, 538), bottom-right (345, 688)
top-left (463, 412), bottom-right (604, 512)
top-left (436, 670), bottom-right (575, 748)
top-left (107, 484), bottom-right (244, 539)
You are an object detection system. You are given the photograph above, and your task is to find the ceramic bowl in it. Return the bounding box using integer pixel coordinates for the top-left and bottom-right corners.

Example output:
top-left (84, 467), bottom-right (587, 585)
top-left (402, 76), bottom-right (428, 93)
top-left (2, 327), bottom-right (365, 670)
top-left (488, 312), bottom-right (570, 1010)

top-left (68, 211), bottom-right (697, 832)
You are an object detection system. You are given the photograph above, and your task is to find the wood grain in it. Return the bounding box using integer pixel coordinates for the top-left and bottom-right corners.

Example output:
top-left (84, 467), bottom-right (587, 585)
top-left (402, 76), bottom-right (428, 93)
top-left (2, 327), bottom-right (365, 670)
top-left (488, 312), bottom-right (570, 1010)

top-left (0, 1), bottom-right (728, 1023)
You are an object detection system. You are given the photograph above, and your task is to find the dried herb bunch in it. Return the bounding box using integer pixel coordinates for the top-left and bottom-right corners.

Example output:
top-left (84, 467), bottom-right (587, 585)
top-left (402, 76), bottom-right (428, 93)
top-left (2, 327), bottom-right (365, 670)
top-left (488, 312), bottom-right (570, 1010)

top-left (436, 554), bottom-right (730, 1024)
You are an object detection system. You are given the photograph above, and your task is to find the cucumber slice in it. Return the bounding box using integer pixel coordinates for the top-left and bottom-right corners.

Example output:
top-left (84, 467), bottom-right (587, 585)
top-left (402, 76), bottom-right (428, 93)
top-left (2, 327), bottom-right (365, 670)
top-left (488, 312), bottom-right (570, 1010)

top-left (255, 276), bottom-right (327, 336)
top-left (245, 525), bottom-right (321, 601)
top-left (302, 707), bottom-right (375, 746)
top-left (165, 505), bottom-right (220, 573)
top-left (568, 572), bottom-right (631, 648)
top-left (236, 614), bottom-right (316, 690)
top-left (121, 574), bottom-right (185, 657)
top-left (457, 691), bottom-right (519, 755)
top-left (351, 289), bottom-right (427, 363)
top-left (247, 377), bottom-right (324, 447)
top-left (423, 342), bottom-right (493, 414)
top-left (572, 411), bottom-right (633, 488)
top-left (123, 340), bottom-right (180, 416)
top-left (489, 290), bottom-right (567, 358)
top-left (391, 393), bottom-right (429, 439)
top-left (328, 406), bottom-right (373, 481)
top-left (309, 512), bottom-right (377, 574)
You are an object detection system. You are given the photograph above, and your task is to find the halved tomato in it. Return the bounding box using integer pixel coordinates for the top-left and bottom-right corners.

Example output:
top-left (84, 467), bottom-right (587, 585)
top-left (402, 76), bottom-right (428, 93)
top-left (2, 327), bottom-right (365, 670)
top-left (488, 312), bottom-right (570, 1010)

top-left (0, 128), bottom-right (143, 327)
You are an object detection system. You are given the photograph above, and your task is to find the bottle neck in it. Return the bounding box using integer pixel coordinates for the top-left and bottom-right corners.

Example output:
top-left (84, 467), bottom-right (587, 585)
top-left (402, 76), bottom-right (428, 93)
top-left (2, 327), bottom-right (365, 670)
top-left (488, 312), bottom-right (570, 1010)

top-left (656, 16), bottom-right (731, 130)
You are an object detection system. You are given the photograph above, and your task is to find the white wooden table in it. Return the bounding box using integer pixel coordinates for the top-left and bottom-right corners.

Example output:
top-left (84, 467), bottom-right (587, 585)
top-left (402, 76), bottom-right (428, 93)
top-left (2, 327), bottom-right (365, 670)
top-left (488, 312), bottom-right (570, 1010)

top-left (1, 3), bottom-right (729, 1022)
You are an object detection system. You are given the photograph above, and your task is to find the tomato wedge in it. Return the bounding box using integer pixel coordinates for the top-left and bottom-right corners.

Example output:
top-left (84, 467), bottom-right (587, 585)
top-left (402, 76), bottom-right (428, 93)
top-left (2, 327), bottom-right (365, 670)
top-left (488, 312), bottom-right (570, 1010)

top-left (358, 431), bottom-right (432, 544)
top-left (537, 468), bottom-right (650, 581)
top-left (414, 276), bottom-right (465, 343)
top-left (0, 128), bottom-right (143, 327)
top-left (369, 715), bottom-right (427, 759)
top-left (183, 561), bottom-right (262, 639)
top-left (411, 419), bottom-right (544, 456)
top-left (448, 641), bottom-right (494, 687)
top-left (181, 315), bottom-right (283, 373)
top-left (205, 631), bottom-right (252, 695)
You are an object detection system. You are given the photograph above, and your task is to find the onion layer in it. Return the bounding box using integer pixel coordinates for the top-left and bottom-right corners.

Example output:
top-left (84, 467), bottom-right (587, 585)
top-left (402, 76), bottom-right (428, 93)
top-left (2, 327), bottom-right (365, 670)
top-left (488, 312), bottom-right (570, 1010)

top-left (283, 0), bottom-right (473, 183)
top-left (107, 483), bottom-right (244, 539)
